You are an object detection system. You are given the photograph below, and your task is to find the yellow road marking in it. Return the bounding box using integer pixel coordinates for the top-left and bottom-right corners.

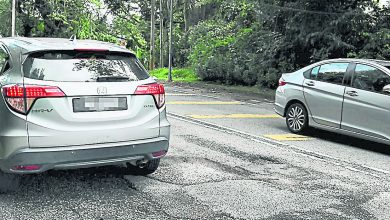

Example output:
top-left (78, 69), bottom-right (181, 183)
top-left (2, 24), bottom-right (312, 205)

top-left (264, 134), bottom-right (311, 141)
top-left (167, 101), bottom-right (242, 105)
top-left (189, 114), bottom-right (281, 119)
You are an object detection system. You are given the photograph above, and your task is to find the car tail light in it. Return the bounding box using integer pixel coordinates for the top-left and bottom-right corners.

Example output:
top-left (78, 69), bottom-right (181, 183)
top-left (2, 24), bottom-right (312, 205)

top-left (13, 165), bottom-right (41, 171)
top-left (152, 150), bottom-right (167, 158)
top-left (2, 84), bottom-right (65, 114)
top-left (135, 83), bottom-right (165, 109)
top-left (279, 78), bottom-right (287, 86)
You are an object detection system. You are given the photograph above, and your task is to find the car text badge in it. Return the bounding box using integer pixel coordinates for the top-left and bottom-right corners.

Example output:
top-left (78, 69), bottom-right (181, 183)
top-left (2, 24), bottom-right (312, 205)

top-left (97, 87), bottom-right (108, 95)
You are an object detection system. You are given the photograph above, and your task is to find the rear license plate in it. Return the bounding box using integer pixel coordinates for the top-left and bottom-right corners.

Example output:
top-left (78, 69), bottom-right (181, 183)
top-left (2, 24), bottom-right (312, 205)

top-left (73, 97), bottom-right (128, 112)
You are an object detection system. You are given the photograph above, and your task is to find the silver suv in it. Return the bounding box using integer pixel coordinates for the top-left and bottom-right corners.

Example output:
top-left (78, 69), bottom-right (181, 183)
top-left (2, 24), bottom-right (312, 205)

top-left (0, 37), bottom-right (170, 192)
top-left (275, 59), bottom-right (390, 145)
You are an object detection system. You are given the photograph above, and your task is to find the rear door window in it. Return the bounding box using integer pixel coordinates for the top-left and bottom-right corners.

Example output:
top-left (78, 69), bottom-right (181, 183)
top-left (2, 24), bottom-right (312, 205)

top-left (23, 51), bottom-right (150, 82)
top-left (352, 64), bottom-right (390, 95)
top-left (313, 63), bottom-right (349, 85)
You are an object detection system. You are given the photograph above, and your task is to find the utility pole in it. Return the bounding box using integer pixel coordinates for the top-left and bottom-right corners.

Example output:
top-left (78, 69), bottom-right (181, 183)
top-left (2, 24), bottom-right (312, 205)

top-left (149, 0), bottom-right (156, 70)
top-left (159, 0), bottom-right (163, 68)
top-left (11, 0), bottom-right (16, 37)
top-left (168, 0), bottom-right (173, 82)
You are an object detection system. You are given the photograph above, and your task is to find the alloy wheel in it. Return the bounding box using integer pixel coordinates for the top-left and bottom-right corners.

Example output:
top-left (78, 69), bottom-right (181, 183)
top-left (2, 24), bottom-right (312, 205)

top-left (287, 105), bottom-right (306, 133)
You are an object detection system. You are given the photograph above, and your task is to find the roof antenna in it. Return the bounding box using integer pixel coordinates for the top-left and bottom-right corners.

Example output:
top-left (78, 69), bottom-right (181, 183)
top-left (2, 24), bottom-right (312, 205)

top-left (69, 35), bottom-right (77, 42)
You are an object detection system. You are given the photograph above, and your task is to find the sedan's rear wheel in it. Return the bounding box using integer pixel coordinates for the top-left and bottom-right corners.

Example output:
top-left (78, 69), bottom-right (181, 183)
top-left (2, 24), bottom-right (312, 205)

top-left (286, 103), bottom-right (308, 134)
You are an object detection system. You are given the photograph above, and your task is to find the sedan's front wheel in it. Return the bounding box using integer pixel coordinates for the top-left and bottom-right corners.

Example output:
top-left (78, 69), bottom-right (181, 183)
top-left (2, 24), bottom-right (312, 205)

top-left (286, 103), bottom-right (308, 134)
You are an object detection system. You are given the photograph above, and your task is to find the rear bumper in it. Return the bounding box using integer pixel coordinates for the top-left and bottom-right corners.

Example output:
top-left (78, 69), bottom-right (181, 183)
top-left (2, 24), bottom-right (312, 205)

top-left (274, 103), bottom-right (285, 117)
top-left (274, 88), bottom-right (286, 117)
top-left (0, 137), bottom-right (169, 174)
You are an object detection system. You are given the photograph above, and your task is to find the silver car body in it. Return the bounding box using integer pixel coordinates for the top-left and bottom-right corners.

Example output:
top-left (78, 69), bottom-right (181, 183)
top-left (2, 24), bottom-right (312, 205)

top-left (275, 58), bottom-right (390, 145)
top-left (0, 37), bottom-right (170, 173)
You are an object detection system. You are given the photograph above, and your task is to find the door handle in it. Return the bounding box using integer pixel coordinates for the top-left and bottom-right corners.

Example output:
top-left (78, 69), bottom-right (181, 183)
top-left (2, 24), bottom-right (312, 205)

top-left (305, 81), bottom-right (315, 86)
top-left (346, 91), bottom-right (359, 97)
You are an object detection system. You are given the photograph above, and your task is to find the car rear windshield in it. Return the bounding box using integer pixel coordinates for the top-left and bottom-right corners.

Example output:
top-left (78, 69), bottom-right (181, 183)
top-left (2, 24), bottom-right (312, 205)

top-left (23, 50), bottom-right (150, 82)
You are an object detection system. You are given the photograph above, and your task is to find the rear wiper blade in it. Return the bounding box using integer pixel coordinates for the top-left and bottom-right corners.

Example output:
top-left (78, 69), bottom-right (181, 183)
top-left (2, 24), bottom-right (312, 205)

top-left (96, 76), bottom-right (130, 82)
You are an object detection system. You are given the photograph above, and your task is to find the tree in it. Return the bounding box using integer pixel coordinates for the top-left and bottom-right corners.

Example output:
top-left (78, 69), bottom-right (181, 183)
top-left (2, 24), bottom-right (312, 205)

top-left (149, 0), bottom-right (156, 70)
top-left (159, 0), bottom-right (164, 67)
top-left (1, 0), bottom-right (388, 89)
top-left (0, 0), bottom-right (11, 36)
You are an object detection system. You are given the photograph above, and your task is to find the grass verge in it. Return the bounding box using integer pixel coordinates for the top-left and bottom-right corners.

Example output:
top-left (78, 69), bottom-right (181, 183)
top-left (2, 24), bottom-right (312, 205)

top-left (149, 68), bottom-right (198, 82)
top-left (150, 67), bottom-right (275, 101)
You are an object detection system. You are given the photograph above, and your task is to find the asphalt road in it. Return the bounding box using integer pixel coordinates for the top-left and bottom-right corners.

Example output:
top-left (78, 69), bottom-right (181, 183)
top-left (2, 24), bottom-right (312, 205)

top-left (1, 84), bottom-right (390, 219)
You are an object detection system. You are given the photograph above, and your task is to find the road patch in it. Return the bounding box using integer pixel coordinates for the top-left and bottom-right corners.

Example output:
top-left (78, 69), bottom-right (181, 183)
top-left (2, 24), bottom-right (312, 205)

top-left (188, 114), bottom-right (281, 119)
top-left (264, 134), bottom-right (311, 141)
top-left (167, 101), bottom-right (242, 105)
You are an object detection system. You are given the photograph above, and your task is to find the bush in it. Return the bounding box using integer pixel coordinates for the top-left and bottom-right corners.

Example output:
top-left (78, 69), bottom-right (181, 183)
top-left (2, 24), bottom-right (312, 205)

top-left (188, 19), bottom-right (288, 88)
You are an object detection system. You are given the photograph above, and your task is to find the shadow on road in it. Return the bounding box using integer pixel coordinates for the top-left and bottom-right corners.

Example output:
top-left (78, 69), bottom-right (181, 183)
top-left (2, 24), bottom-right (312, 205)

top-left (304, 128), bottom-right (390, 156)
top-left (273, 123), bottom-right (390, 156)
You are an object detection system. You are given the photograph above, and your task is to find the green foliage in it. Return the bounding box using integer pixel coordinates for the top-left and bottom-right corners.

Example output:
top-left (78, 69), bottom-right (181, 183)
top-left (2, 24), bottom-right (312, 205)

top-left (0, 0), bottom-right (11, 36)
top-left (354, 28), bottom-right (390, 59)
top-left (181, 0), bottom-right (390, 89)
top-left (188, 20), bottom-right (236, 67)
top-left (0, 0), bottom-right (149, 66)
top-left (1, 0), bottom-right (389, 90)
top-left (186, 1), bottom-right (293, 88)
top-left (112, 16), bottom-right (148, 61)
top-left (149, 68), bottom-right (198, 82)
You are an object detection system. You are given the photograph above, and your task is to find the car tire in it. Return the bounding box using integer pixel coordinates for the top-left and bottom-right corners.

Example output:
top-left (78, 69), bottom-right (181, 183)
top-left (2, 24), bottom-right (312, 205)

top-left (126, 159), bottom-right (160, 176)
top-left (286, 103), bottom-right (308, 134)
top-left (0, 171), bottom-right (21, 193)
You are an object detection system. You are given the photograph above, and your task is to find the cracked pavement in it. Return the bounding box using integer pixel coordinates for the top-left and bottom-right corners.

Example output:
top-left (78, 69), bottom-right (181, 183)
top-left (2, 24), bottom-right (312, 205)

top-left (1, 84), bottom-right (390, 219)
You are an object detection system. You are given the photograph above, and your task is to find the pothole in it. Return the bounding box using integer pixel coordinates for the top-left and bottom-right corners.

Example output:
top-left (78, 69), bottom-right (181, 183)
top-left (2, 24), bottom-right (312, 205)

top-left (182, 135), bottom-right (282, 164)
top-left (146, 156), bottom-right (238, 185)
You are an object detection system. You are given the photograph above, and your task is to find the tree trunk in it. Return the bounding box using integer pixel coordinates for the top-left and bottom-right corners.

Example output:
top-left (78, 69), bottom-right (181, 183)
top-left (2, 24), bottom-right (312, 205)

top-left (184, 0), bottom-right (188, 32)
top-left (159, 0), bottom-right (164, 68)
top-left (149, 0), bottom-right (156, 70)
top-left (168, 0), bottom-right (173, 82)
